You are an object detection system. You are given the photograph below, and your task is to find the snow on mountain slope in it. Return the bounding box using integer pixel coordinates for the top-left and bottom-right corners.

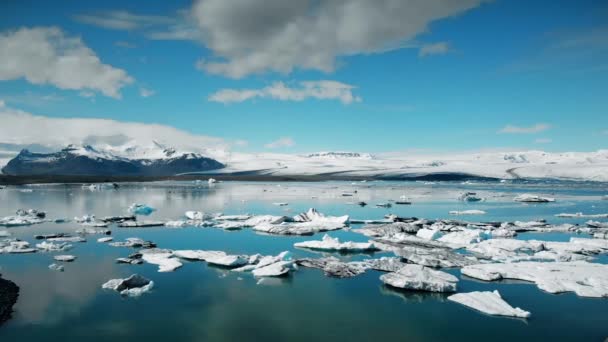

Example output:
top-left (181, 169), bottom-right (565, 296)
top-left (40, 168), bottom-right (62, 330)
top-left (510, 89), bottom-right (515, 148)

top-left (218, 150), bottom-right (608, 181)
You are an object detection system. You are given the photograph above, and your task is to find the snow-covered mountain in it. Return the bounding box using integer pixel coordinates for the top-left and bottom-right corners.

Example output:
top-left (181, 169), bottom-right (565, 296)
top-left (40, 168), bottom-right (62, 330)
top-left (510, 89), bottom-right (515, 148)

top-left (1, 142), bottom-right (224, 176)
top-left (217, 150), bottom-right (608, 182)
top-left (2, 144), bottom-right (608, 182)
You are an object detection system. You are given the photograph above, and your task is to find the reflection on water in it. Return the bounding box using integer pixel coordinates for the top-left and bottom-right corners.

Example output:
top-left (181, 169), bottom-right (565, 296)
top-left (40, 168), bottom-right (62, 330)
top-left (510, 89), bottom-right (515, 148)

top-left (0, 180), bottom-right (607, 341)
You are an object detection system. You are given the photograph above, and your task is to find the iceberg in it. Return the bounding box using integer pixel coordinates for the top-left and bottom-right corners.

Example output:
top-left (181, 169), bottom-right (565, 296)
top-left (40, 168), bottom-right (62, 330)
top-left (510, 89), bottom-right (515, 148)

top-left (53, 255), bottom-right (76, 262)
top-left (253, 221), bottom-right (345, 235)
top-left (513, 194), bottom-right (555, 202)
top-left (416, 228), bottom-right (443, 241)
top-left (185, 211), bottom-right (212, 220)
top-left (118, 221), bottom-right (165, 228)
top-left (448, 291), bottom-right (531, 318)
top-left (0, 240), bottom-right (37, 253)
top-left (438, 229), bottom-right (490, 247)
top-left (140, 249), bottom-right (182, 272)
top-left (449, 210), bottom-right (486, 215)
top-left (461, 261), bottom-right (608, 298)
top-left (459, 192), bottom-right (484, 202)
top-left (294, 234), bottom-right (377, 252)
top-left (293, 208), bottom-right (349, 225)
top-left (380, 265), bottom-right (458, 292)
top-left (205, 253), bottom-right (249, 267)
top-left (36, 241), bottom-right (72, 252)
top-left (48, 263), bottom-right (64, 272)
top-left (296, 257), bottom-right (369, 278)
top-left (128, 203), bottom-right (156, 216)
top-left (102, 274), bottom-right (154, 297)
top-left (251, 261), bottom-right (294, 277)
top-left (97, 237), bottom-right (113, 243)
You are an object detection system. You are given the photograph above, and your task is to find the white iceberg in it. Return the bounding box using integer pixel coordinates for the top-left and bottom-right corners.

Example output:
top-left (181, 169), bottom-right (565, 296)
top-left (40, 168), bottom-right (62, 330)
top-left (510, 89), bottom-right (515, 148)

top-left (449, 210), bottom-right (486, 215)
top-left (128, 203), bottom-right (156, 216)
top-left (102, 274), bottom-right (154, 297)
top-left (438, 229), bottom-right (490, 247)
top-left (48, 263), bottom-right (64, 272)
top-left (97, 237), bottom-right (113, 243)
top-left (294, 234), bottom-right (377, 252)
top-left (380, 264), bottom-right (458, 292)
top-left (461, 261), bottom-right (608, 298)
top-left (448, 290), bottom-right (531, 318)
top-left (185, 211), bottom-right (212, 220)
top-left (293, 208), bottom-right (349, 225)
top-left (416, 228), bottom-right (443, 241)
top-left (36, 241), bottom-right (72, 252)
top-left (140, 249), bottom-right (182, 272)
top-left (53, 255), bottom-right (76, 262)
top-left (513, 194), bottom-right (555, 202)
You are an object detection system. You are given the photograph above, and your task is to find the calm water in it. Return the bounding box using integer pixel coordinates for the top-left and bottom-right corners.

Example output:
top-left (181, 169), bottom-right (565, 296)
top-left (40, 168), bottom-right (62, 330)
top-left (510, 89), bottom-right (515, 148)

top-left (1, 180), bottom-right (607, 341)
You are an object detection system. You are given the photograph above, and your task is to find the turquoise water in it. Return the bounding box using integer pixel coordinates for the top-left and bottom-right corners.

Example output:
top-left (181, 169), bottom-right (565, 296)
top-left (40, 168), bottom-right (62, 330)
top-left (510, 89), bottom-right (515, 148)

top-left (0, 181), bottom-right (607, 341)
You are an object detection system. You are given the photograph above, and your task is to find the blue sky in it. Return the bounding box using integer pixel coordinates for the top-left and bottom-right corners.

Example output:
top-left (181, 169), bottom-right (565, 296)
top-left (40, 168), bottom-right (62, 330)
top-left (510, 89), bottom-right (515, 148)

top-left (0, 0), bottom-right (607, 153)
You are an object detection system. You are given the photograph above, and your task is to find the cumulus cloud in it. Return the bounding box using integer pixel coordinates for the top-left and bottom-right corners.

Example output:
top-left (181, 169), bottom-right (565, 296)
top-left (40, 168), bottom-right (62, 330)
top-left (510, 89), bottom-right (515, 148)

top-left (208, 80), bottom-right (361, 104)
top-left (0, 101), bottom-right (235, 161)
top-left (191, 0), bottom-right (483, 78)
top-left (139, 87), bottom-right (156, 98)
top-left (75, 1), bottom-right (484, 78)
top-left (0, 27), bottom-right (133, 98)
top-left (418, 42), bottom-right (450, 57)
top-left (264, 137), bottom-right (295, 149)
top-left (499, 123), bottom-right (551, 134)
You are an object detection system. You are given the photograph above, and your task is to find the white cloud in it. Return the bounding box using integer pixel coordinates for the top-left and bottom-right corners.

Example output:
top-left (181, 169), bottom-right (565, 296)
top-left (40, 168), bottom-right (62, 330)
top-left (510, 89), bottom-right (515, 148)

top-left (0, 101), bottom-right (235, 160)
top-left (264, 137), bottom-right (295, 149)
top-left (534, 138), bottom-right (552, 144)
top-left (139, 87), bottom-right (156, 98)
top-left (74, 1), bottom-right (484, 78)
top-left (0, 27), bottom-right (133, 98)
top-left (74, 11), bottom-right (174, 30)
top-left (209, 81), bottom-right (361, 104)
top-left (499, 123), bottom-right (551, 134)
top-left (191, 0), bottom-right (484, 78)
top-left (418, 42), bottom-right (450, 57)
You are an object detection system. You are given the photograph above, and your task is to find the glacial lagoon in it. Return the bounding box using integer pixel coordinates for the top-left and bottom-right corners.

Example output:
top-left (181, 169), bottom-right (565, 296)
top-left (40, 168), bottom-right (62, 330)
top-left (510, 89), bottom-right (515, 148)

top-left (1, 180), bottom-right (607, 341)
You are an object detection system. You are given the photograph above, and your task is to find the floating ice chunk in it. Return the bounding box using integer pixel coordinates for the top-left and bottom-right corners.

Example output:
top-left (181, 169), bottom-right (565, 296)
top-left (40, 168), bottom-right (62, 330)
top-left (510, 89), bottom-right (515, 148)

top-left (36, 241), bottom-right (72, 252)
top-left (76, 227), bottom-right (111, 235)
top-left (74, 215), bottom-right (96, 223)
top-left (140, 250), bottom-right (182, 272)
top-left (165, 220), bottom-right (188, 227)
top-left (448, 291), bottom-right (531, 318)
top-left (587, 220), bottom-right (608, 229)
top-left (97, 237), bottom-right (113, 243)
top-left (208, 178), bottom-right (217, 184)
top-left (461, 261), bottom-right (608, 298)
top-left (254, 221), bottom-right (344, 235)
top-left (294, 234), bottom-right (377, 252)
top-left (380, 265), bottom-right (458, 292)
top-left (128, 203), bottom-right (156, 216)
top-left (438, 229), bottom-right (490, 247)
top-left (449, 210), bottom-right (486, 215)
top-left (556, 212), bottom-right (608, 218)
top-left (53, 255), bottom-right (76, 262)
top-left (109, 237), bottom-right (156, 248)
top-left (251, 261), bottom-right (293, 277)
top-left (387, 244), bottom-right (477, 268)
top-left (102, 274), bottom-right (154, 297)
top-left (47, 236), bottom-right (86, 243)
top-left (569, 237), bottom-right (608, 250)
top-left (244, 215), bottom-right (288, 226)
top-left (491, 228), bottom-right (517, 238)
top-left (296, 257), bottom-right (369, 278)
top-left (375, 203), bottom-right (392, 208)
top-left (466, 239), bottom-right (544, 262)
top-left (205, 254), bottom-right (248, 267)
top-left (118, 221), bottom-right (164, 228)
top-left (173, 250), bottom-right (225, 261)
top-left (362, 257), bottom-right (407, 272)
top-left (416, 228), bottom-right (443, 241)
top-left (293, 208), bottom-right (349, 225)
top-left (216, 215), bottom-right (251, 221)
top-left (101, 215), bottom-right (135, 223)
top-left (48, 263), bottom-right (64, 272)
top-left (459, 192), bottom-right (484, 202)
top-left (0, 215), bottom-right (44, 227)
top-left (513, 194), bottom-right (555, 202)
top-left (273, 202), bottom-right (289, 206)
top-left (184, 211), bottom-right (212, 221)
top-left (0, 240), bottom-right (37, 253)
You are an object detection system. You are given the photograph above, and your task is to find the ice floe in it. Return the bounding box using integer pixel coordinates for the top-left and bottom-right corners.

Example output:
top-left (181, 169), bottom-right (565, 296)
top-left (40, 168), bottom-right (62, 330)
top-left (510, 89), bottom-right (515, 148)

top-left (48, 263), bottom-right (64, 272)
top-left (36, 241), bottom-right (72, 252)
top-left (0, 240), bottom-right (37, 253)
top-left (449, 210), bottom-right (486, 215)
top-left (461, 261), bottom-right (608, 298)
top-left (513, 194), bottom-right (555, 202)
top-left (97, 237), bottom-right (113, 243)
top-left (140, 249), bottom-right (182, 272)
top-left (128, 203), bottom-right (156, 216)
top-left (294, 234), bottom-right (377, 252)
top-left (448, 290), bottom-right (531, 318)
top-left (380, 265), bottom-right (458, 292)
top-left (102, 274), bottom-right (154, 297)
top-left (53, 255), bottom-right (76, 262)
